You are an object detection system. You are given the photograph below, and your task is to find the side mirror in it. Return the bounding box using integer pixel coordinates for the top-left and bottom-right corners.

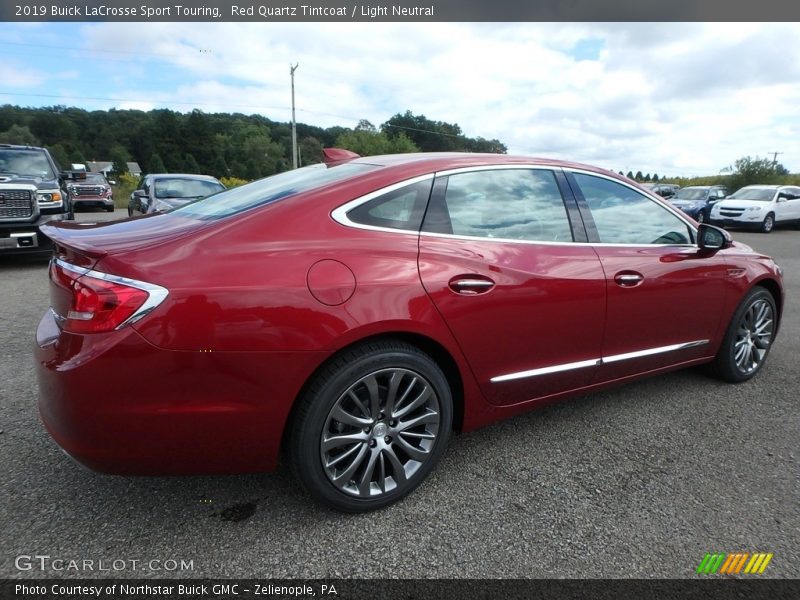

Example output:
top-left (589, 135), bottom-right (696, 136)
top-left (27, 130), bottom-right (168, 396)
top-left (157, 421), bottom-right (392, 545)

top-left (698, 223), bottom-right (732, 251)
top-left (133, 189), bottom-right (146, 198)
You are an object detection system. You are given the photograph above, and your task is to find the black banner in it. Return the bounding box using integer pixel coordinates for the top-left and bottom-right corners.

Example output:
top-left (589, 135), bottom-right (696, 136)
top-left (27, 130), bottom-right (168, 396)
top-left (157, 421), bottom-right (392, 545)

top-left (1, 0), bottom-right (799, 22)
top-left (2, 579), bottom-right (800, 600)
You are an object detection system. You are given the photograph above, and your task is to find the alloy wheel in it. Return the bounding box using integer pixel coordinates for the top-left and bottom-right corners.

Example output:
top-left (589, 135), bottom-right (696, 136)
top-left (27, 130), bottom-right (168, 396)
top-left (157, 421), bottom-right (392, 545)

top-left (320, 368), bottom-right (440, 498)
top-left (733, 298), bottom-right (774, 375)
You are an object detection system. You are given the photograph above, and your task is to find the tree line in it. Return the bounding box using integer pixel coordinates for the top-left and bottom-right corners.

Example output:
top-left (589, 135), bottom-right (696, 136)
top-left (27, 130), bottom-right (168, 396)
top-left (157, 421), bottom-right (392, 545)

top-left (0, 105), bottom-right (507, 179)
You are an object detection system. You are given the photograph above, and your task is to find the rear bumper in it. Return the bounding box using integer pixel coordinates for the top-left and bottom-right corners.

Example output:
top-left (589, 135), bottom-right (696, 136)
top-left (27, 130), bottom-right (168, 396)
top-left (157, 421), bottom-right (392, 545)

top-left (35, 309), bottom-right (327, 475)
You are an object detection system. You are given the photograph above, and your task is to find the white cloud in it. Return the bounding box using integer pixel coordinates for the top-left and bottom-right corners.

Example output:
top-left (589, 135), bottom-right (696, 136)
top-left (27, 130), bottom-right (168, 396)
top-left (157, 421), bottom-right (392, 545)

top-left (6, 22), bottom-right (800, 174)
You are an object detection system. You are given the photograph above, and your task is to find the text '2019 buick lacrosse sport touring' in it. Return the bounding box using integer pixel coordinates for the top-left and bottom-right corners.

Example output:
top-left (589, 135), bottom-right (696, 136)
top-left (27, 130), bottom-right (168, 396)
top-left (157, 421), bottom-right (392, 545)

top-left (35, 151), bottom-right (784, 511)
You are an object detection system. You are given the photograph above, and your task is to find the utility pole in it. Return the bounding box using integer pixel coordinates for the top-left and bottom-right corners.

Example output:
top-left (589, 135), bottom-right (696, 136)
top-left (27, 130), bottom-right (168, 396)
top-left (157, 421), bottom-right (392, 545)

top-left (290, 63), bottom-right (299, 169)
top-left (769, 151), bottom-right (783, 168)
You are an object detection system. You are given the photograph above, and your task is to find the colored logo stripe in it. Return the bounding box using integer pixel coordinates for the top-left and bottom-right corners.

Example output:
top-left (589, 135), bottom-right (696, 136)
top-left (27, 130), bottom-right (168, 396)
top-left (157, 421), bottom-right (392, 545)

top-left (697, 552), bottom-right (773, 575)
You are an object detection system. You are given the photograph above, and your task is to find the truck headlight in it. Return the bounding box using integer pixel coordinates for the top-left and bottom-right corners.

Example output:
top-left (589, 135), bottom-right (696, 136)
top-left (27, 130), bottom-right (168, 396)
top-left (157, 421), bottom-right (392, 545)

top-left (37, 190), bottom-right (63, 205)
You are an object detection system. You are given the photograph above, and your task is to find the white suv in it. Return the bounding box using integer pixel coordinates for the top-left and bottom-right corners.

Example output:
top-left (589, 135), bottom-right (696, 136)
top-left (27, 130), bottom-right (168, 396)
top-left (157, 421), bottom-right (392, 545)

top-left (710, 185), bottom-right (800, 233)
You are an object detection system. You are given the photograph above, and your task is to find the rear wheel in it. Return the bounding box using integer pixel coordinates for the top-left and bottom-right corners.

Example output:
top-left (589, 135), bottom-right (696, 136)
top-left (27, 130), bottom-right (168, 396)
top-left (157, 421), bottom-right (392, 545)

top-left (760, 213), bottom-right (774, 233)
top-left (105, 205), bottom-right (115, 213)
top-left (710, 287), bottom-right (776, 383)
top-left (289, 341), bottom-right (452, 512)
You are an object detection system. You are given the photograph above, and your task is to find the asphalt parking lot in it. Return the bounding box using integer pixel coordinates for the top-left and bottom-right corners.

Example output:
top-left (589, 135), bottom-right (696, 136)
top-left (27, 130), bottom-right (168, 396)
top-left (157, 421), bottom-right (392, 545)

top-left (1, 209), bottom-right (798, 579)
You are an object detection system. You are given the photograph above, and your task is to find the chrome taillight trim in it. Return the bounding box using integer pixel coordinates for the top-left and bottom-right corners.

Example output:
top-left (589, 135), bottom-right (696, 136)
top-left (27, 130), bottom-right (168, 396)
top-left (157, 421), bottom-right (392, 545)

top-left (490, 339), bottom-right (710, 383)
top-left (52, 258), bottom-right (169, 329)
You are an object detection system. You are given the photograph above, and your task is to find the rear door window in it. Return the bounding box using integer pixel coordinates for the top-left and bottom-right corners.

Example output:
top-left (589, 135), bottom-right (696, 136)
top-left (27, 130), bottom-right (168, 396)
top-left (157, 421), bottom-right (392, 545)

top-left (423, 168), bottom-right (573, 243)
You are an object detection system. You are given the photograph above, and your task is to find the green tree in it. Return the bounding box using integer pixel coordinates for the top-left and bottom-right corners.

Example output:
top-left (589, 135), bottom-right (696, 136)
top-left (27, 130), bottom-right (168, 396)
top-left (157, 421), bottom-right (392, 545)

top-left (652, 174), bottom-right (660, 182)
top-left (626, 171), bottom-right (634, 179)
top-left (47, 143), bottom-right (71, 170)
top-left (184, 153), bottom-right (200, 173)
top-left (0, 124), bottom-right (40, 145)
top-left (148, 153), bottom-right (166, 174)
top-left (727, 156), bottom-right (788, 190)
top-left (634, 171), bottom-right (643, 181)
top-left (644, 173), bottom-right (651, 182)
top-left (299, 136), bottom-right (323, 165)
top-left (335, 127), bottom-right (418, 156)
top-left (110, 145), bottom-right (130, 175)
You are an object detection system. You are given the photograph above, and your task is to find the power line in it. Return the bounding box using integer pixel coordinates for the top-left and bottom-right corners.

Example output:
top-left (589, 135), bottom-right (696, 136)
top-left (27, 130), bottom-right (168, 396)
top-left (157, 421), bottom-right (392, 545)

top-left (0, 41), bottom-right (201, 59)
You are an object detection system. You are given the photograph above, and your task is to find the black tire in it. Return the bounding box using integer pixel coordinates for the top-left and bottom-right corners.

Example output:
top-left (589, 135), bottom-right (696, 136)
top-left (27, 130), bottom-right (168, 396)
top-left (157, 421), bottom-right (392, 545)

top-left (127, 206), bottom-right (133, 217)
top-left (106, 205), bottom-right (115, 212)
top-left (760, 213), bottom-right (774, 233)
top-left (289, 341), bottom-right (452, 512)
top-left (709, 287), bottom-right (777, 383)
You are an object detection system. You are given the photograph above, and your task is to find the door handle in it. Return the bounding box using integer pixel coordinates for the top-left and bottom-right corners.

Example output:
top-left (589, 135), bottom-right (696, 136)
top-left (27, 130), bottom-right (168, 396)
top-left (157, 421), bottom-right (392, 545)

top-left (448, 277), bottom-right (495, 295)
top-left (614, 272), bottom-right (643, 287)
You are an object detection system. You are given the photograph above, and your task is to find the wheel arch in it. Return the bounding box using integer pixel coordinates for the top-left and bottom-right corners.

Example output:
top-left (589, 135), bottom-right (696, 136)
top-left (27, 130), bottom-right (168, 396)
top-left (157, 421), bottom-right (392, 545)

top-left (280, 331), bottom-right (467, 454)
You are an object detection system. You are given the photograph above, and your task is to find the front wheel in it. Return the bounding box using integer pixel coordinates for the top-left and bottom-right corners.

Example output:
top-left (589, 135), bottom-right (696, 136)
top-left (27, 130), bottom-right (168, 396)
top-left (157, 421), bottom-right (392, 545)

top-left (710, 287), bottom-right (777, 383)
top-left (760, 213), bottom-right (774, 233)
top-left (289, 341), bottom-right (452, 512)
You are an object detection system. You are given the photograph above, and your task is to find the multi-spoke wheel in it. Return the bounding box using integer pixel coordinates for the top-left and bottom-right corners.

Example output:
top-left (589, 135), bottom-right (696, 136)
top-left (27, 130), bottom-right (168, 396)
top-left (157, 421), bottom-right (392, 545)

top-left (710, 287), bottom-right (777, 382)
top-left (289, 342), bottom-right (452, 512)
top-left (760, 213), bottom-right (775, 233)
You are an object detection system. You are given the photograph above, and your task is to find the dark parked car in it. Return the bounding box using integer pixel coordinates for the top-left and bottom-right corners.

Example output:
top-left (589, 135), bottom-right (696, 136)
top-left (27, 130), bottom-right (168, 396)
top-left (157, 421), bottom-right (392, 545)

top-left (69, 172), bottom-right (114, 212)
top-left (669, 185), bottom-right (728, 223)
top-left (0, 144), bottom-right (76, 255)
top-left (128, 173), bottom-right (225, 216)
top-left (36, 152), bottom-right (784, 512)
top-left (642, 183), bottom-right (680, 198)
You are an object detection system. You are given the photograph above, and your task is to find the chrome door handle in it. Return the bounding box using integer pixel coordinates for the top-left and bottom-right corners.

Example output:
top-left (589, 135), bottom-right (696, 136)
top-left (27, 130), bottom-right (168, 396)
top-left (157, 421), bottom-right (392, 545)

top-left (614, 272), bottom-right (643, 287)
top-left (448, 277), bottom-right (495, 294)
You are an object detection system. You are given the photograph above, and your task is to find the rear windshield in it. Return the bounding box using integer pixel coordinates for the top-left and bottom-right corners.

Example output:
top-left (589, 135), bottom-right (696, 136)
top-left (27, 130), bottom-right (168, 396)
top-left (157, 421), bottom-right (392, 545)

top-left (172, 163), bottom-right (377, 219)
top-left (0, 148), bottom-right (55, 179)
top-left (154, 178), bottom-right (224, 199)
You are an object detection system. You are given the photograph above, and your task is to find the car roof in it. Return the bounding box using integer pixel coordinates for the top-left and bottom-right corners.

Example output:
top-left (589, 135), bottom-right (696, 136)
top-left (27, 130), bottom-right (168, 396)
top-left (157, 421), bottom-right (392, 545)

top-left (739, 185), bottom-right (781, 189)
top-left (346, 152), bottom-right (621, 178)
top-left (147, 173), bottom-right (221, 181)
top-left (0, 143), bottom-right (47, 151)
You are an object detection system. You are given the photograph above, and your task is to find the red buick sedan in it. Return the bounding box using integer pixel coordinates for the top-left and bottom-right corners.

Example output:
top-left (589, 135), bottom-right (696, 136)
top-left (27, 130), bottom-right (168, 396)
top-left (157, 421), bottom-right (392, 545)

top-left (35, 152), bottom-right (784, 511)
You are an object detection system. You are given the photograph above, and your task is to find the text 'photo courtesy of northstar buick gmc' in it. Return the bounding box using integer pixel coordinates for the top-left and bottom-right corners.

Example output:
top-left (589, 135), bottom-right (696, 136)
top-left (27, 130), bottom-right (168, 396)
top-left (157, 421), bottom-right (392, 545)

top-left (34, 151), bottom-right (784, 511)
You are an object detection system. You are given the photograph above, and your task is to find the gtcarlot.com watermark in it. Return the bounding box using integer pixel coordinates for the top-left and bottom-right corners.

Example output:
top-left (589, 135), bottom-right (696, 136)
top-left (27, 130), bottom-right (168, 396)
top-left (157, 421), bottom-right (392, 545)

top-left (15, 554), bottom-right (194, 573)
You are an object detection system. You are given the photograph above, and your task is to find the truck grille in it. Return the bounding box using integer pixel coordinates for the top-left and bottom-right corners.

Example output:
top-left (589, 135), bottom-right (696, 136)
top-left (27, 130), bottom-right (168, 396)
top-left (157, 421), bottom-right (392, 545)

top-left (74, 186), bottom-right (104, 197)
top-left (0, 189), bottom-right (34, 219)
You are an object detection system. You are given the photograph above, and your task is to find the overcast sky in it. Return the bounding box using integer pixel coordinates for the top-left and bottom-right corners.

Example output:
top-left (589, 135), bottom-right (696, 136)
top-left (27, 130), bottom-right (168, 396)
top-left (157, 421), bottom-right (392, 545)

top-left (1, 22), bottom-right (798, 176)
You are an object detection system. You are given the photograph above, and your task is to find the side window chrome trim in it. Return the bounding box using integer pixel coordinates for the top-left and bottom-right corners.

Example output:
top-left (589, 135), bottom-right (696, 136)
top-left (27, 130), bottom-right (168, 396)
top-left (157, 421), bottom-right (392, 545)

top-left (433, 164), bottom-right (559, 177)
top-left (331, 173), bottom-right (434, 235)
top-left (490, 339), bottom-right (710, 383)
top-left (419, 230), bottom-right (697, 249)
top-left (565, 167), bottom-right (699, 240)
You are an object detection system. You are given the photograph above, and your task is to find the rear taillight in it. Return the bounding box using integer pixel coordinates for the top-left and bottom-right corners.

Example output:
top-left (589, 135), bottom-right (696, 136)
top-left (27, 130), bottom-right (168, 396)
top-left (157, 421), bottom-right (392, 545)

top-left (49, 259), bottom-right (168, 334)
